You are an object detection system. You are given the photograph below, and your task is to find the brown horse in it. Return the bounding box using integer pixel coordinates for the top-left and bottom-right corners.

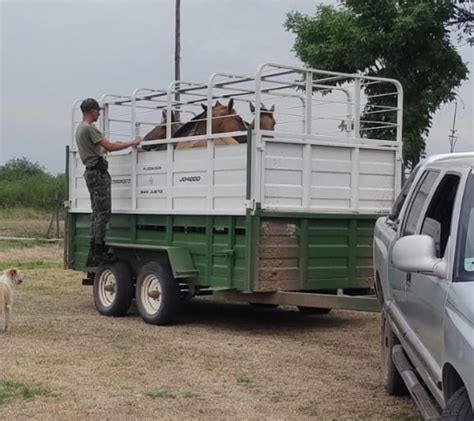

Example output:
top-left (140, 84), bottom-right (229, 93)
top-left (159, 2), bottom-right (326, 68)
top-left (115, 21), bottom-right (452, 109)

top-left (174, 99), bottom-right (248, 149)
top-left (142, 110), bottom-right (182, 151)
top-left (249, 103), bottom-right (276, 130)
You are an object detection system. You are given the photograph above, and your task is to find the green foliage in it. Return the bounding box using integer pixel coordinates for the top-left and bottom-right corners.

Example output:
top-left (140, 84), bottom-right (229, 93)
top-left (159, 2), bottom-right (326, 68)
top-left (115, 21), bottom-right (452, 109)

top-left (145, 389), bottom-right (176, 399)
top-left (286, 0), bottom-right (470, 167)
top-left (0, 158), bottom-right (65, 210)
top-left (0, 379), bottom-right (55, 405)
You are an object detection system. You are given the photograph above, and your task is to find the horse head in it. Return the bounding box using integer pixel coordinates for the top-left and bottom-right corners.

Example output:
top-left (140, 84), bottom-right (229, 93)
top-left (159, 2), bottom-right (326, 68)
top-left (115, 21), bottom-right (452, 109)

top-left (249, 102), bottom-right (276, 131)
top-left (143, 110), bottom-right (182, 150)
top-left (198, 99), bottom-right (247, 143)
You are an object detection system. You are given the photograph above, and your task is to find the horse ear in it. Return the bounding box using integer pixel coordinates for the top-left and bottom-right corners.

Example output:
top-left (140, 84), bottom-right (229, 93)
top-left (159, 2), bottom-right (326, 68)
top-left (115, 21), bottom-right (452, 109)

top-left (249, 103), bottom-right (255, 113)
top-left (161, 109), bottom-right (167, 121)
top-left (260, 102), bottom-right (267, 111)
top-left (215, 100), bottom-right (222, 107)
top-left (227, 98), bottom-right (234, 111)
top-left (201, 103), bottom-right (208, 111)
top-left (270, 104), bottom-right (275, 112)
top-left (6, 268), bottom-right (17, 279)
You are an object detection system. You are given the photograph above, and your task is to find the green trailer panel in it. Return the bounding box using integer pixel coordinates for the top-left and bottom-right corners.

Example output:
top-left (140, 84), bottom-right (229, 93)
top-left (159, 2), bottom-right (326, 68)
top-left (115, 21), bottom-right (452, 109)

top-left (68, 212), bottom-right (377, 295)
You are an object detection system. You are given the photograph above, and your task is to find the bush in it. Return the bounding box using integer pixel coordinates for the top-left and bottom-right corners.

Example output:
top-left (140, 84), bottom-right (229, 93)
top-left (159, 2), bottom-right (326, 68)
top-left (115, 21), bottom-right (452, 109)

top-left (0, 158), bottom-right (65, 210)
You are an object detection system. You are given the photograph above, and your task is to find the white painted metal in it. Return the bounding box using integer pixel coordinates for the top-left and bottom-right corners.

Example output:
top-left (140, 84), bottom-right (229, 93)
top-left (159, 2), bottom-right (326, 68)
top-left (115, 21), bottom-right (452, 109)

top-left (98, 269), bottom-right (117, 307)
top-left (69, 62), bottom-right (403, 216)
top-left (140, 274), bottom-right (163, 315)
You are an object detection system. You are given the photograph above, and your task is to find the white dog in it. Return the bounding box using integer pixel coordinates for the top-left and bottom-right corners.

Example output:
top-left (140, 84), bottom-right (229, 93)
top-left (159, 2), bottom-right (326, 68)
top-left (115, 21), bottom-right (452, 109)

top-left (0, 268), bottom-right (25, 332)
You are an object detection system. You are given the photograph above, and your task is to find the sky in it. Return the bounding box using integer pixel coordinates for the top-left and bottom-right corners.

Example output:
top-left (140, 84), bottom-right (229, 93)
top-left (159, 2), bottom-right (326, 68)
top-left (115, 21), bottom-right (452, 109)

top-left (0, 0), bottom-right (473, 174)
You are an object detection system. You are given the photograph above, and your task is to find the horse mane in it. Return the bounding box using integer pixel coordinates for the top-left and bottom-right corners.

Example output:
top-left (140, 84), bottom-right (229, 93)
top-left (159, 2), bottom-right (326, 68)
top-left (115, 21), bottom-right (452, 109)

top-left (173, 110), bottom-right (206, 138)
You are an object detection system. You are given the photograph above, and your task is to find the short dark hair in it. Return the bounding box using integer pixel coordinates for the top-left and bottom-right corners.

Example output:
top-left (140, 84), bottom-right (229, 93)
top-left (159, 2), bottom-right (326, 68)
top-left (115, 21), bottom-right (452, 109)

top-left (80, 98), bottom-right (101, 113)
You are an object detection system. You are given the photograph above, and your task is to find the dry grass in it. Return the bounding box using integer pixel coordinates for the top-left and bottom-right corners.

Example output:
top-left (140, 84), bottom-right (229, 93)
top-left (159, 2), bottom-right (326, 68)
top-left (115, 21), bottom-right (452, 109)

top-left (0, 244), bottom-right (420, 420)
top-left (0, 208), bottom-right (64, 238)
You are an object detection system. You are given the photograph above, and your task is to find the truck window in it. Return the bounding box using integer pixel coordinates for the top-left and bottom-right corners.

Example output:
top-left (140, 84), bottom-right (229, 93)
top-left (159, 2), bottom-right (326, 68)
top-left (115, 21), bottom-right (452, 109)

top-left (403, 170), bottom-right (439, 236)
top-left (388, 164), bottom-right (421, 222)
top-left (420, 174), bottom-right (460, 258)
top-left (455, 173), bottom-right (474, 282)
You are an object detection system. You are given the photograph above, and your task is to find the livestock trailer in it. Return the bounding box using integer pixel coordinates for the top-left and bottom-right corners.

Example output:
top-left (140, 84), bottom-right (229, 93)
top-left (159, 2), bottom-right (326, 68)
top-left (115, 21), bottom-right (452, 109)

top-left (65, 63), bottom-right (403, 324)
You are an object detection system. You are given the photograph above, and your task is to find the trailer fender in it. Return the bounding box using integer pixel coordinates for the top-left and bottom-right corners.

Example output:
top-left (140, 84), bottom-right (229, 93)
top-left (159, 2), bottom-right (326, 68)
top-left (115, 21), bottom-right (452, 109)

top-left (107, 243), bottom-right (198, 279)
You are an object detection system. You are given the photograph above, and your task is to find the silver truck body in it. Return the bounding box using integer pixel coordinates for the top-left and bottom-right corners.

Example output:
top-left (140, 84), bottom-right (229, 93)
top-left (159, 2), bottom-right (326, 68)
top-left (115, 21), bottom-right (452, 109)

top-left (374, 152), bottom-right (474, 418)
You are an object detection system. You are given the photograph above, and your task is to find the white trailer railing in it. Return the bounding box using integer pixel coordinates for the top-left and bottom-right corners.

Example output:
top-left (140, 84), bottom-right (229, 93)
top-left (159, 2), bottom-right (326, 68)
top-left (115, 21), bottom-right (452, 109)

top-left (69, 62), bottom-right (403, 215)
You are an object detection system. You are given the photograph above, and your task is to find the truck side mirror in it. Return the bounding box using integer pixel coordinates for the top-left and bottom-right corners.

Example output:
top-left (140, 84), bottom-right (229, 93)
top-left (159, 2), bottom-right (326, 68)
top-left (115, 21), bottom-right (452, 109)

top-left (392, 235), bottom-right (442, 274)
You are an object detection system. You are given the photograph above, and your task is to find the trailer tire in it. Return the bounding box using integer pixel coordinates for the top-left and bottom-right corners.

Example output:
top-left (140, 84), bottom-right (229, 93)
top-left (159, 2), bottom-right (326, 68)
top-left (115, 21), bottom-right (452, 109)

top-left (93, 261), bottom-right (133, 317)
top-left (381, 311), bottom-right (407, 396)
top-left (441, 387), bottom-right (473, 421)
top-left (297, 306), bottom-right (331, 315)
top-left (136, 261), bottom-right (180, 325)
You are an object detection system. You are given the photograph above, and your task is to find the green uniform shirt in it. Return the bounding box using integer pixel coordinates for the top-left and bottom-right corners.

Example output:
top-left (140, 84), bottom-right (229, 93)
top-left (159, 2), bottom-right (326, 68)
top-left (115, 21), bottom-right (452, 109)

top-left (75, 122), bottom-right (105, 167)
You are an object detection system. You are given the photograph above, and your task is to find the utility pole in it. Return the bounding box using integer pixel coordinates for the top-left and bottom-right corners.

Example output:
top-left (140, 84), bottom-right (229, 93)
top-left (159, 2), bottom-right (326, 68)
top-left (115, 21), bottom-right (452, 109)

top-left (175, 0), bottom-right (181, 120)
top-left (448, 100), bottom-right (458, 153)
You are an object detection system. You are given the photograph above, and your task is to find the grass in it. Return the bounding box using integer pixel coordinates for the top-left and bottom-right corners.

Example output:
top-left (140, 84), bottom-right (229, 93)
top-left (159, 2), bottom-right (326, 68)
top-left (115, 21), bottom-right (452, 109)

top-left (0, 242), bottom-right (421, 419)
top-left (0, 208), bottom-right (64, 238)
top-left (0, 240), bottom-right (40, 251)
top-left (236, 374), bottom-right (253, 386)
top-left (145, 389), bottom-right (176, 400)
top-left (0, 379), bottom-right (55, 405)
top-left (182, 391), bottom-right (200, 399)
top-left (0, 208), bottom-right (51, 221)
top-left (0, 260), bottom-right (62, 271)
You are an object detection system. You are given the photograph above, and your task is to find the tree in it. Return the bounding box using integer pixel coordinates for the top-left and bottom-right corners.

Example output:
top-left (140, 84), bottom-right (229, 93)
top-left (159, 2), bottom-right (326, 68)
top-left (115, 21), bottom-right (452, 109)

top-left (0, 157), bottom-right (48, 181)
top-left (0, 158), bottom-right (65, 210)
top-left (285, 0), bottom-right (472, 167)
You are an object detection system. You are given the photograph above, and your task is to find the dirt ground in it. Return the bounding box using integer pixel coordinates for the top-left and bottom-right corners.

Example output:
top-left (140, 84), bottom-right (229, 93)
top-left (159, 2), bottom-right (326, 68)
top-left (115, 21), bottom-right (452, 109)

top-left (0, 244), bottom-right (420, 420)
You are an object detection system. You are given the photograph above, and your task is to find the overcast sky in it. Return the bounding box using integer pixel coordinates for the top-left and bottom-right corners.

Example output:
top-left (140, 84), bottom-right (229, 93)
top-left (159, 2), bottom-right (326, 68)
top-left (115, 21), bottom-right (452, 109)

top-left (0, 0), bottom-right (472, 174)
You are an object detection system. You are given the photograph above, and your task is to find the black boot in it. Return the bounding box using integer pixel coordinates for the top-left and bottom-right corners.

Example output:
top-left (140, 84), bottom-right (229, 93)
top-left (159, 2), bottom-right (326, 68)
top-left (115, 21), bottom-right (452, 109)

top-left (93, 243), bottom-right (115, 264)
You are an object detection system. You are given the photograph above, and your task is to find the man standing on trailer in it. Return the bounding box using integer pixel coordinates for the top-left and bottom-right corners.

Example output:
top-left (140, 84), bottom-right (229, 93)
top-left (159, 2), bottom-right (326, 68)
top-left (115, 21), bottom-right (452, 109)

top-left (76, 98), bottom-right (142, 265)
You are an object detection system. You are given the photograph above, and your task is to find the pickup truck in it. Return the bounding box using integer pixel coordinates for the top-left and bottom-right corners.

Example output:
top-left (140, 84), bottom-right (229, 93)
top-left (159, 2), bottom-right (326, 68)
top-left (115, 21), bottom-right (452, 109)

top-left (374, 153), bottom-right (474, 420)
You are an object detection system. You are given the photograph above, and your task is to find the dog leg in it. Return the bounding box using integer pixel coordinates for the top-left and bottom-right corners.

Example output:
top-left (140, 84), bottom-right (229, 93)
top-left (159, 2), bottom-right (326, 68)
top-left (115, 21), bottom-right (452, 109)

top-left (4, 304), bottom-right (11, 331)
top-left (0, 310), bottom-right (4, 332)
top-left (0, 295), bottom-right (5, 332)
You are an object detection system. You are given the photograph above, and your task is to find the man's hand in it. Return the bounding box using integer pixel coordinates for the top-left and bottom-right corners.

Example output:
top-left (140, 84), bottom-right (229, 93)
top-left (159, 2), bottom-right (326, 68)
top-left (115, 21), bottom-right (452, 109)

top-left (132, 136), bottom-right (143, 147)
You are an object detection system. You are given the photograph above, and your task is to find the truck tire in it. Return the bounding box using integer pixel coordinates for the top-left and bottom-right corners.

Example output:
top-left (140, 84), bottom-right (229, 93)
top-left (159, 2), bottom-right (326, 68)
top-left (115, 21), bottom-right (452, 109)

top-left (381, 312), bottom-right (407, 396)
top-left (93, 261), bottom-right (133, 317)
top-left (441, 387), bottom-right (473, 421)
top-left (136, 261), bottom-right (180, 325)
top-left (297, 306), bottom-right (331, 315)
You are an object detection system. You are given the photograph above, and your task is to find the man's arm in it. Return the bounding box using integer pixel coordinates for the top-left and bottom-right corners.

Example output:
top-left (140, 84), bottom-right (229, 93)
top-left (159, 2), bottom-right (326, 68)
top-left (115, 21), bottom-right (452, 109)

top-left (100, 137), bottom-right (142, 152)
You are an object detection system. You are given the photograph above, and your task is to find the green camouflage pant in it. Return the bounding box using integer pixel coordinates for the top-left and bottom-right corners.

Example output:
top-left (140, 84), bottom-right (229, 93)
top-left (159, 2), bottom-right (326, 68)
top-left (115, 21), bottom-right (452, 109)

top-left (84, 168), bottom-right (111, 244)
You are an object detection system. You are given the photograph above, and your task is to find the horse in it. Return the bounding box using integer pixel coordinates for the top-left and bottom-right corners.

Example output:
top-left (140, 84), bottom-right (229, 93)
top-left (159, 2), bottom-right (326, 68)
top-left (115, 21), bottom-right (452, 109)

top-left (174, 99), bottom-right (248, 149)
top-left (249, 102), bottom-right (276, 130)
top-left (142, 109), bottom-right (182, 151)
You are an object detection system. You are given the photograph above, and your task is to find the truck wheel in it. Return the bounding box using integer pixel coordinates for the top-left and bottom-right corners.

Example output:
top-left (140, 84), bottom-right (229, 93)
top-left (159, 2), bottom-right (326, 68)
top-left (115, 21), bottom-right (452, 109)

top-left (381, 312), bottom-right (407, 395)
top-left (93, 261), bottom-right (133, 317)
top-left (297, 306), bottom-right (331, 315)
top-left (441, 387), bottom-right (473, 421)
top-left (136, 262), bottom-right (180, 325)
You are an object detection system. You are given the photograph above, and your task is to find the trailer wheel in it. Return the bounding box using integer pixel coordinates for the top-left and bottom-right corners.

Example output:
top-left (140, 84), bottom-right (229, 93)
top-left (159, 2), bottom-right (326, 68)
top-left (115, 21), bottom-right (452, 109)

top-left (441, 387), bottom-right (473, 421)
top-left (297, 306), bottom-right (331, 315)
top-left (381, 311), bottom-right (407, 396)
top-left (136, 261), bottom-right (180, 325)
top-left (93, 261), bottom-right (133, 317)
